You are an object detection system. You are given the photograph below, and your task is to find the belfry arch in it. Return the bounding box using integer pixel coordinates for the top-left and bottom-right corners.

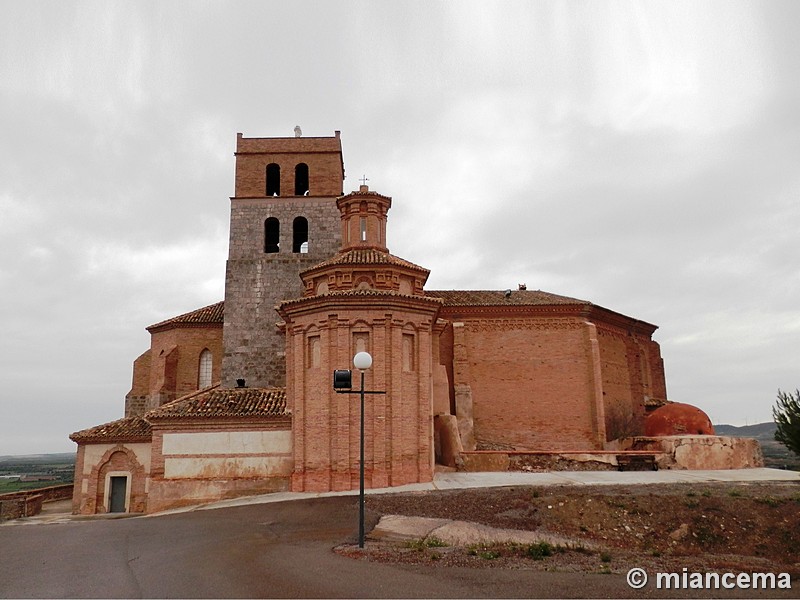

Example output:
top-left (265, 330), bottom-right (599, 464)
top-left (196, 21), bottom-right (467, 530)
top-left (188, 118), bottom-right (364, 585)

top-left (295, 163), bottom-right (309, 195)
top-left (266, 163), bottom-right (280, 196)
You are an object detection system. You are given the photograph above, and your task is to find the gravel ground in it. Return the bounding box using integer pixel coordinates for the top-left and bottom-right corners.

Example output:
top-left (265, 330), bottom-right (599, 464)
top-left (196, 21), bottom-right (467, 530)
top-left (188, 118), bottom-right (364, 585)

top-left (335, 481), bottom-right (800, 576)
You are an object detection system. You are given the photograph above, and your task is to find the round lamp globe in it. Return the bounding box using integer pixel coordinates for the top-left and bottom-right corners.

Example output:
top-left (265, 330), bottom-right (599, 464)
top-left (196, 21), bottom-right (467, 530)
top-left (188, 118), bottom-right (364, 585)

top-left (353, 351), bottom-right (373, 370)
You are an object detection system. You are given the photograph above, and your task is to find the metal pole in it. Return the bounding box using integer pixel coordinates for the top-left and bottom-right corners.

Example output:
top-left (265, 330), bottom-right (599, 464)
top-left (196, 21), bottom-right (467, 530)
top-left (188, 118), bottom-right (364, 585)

top-left (358, 370), bottom-right (366, 548)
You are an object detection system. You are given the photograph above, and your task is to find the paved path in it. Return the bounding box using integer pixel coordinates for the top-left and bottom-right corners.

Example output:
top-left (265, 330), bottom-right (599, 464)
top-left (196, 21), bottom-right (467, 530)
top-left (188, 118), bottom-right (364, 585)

top-left (8, 468), bottom-right (796, 525)
top-left (2, 469), bottom-right (797, 598)
top-left (165, 467), bottom-right (800, 515)
top-left (3, 493), bottom-right (797, 599)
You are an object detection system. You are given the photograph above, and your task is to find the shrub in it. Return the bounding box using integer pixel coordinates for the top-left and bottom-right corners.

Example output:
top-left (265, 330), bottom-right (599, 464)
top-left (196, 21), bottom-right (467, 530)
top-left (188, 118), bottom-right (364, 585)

top-left (773, 389), bottom-right (800, 457)
top-left (527, 542), bottom-right (554, 560)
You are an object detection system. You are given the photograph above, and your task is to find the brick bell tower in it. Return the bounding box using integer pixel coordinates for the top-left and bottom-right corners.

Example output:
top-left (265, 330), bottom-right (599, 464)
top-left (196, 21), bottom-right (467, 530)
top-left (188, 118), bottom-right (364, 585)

top-left (221, 130), bottom-right (345, 389)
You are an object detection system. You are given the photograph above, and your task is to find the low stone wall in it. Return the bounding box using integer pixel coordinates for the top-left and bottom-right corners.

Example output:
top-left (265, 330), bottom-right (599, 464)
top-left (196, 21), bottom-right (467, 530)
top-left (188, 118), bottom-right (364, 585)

top-left (459, 451), bottom-right (661, 472)
top-left (32, 483), bottom-right (74, 503)
top-left (457, 436), bottom-right (764, 473)
top-left (0, 494), bottom-right (42, 521)
top-left (628, 436), bottom-right (764, 469)
top-left (0, 484), bottom-right (73, 521)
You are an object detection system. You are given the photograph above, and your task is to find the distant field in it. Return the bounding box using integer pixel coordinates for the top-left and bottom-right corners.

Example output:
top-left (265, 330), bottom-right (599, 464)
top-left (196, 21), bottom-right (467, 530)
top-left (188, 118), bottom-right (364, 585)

top-left (0, 453), bottom-right (75, 494)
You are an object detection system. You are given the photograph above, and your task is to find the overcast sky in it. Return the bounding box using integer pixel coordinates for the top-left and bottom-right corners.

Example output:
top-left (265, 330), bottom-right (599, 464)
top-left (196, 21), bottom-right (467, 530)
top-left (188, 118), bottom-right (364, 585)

top-left (1, 1), bottom-right (798, 455)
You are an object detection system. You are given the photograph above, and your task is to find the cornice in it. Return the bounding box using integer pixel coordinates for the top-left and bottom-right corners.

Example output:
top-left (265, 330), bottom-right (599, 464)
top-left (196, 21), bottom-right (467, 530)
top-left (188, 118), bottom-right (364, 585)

top-left (277, 290), bottom-right (444, 320)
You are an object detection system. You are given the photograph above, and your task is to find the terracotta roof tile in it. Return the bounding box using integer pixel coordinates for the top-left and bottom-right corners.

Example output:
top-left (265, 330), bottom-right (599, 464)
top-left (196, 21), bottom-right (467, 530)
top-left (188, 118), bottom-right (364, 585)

top-left (147, 386), bottom-right (288, 420)
top-left (303, 248), bottom-right (429, 274)
top-left (279, 288), bottom-right (444, 309)
top-left (342, 188), bottom-right (392, 201)
top-left (426, 289), bottom-right (589, 307)
top-left (147, 301), bottom-right (224, 331)
top-left (645, 397), bottom-right (670, 408)
top-left (70, 416), bottom-right (152, 443)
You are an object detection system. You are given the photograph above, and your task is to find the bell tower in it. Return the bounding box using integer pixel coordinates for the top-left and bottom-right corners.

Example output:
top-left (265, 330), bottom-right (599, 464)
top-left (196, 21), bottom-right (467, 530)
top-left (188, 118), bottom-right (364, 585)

top-left (221, 130), bottom-right (345, 388)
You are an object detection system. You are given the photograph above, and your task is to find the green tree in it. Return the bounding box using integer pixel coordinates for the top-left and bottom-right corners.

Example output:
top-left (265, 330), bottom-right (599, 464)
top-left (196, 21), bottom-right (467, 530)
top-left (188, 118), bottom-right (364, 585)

top-left (773, 389), bottom-right (800, 457)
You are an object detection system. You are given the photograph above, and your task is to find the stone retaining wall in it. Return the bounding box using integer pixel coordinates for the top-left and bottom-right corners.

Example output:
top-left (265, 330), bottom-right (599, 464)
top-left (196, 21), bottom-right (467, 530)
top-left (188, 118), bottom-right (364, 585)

top-left (0, 484), bottom-right (73, 521)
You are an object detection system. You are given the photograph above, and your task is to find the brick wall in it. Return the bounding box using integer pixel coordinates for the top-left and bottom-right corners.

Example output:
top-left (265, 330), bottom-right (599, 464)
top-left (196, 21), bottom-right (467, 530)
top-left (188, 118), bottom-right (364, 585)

top-left (282, 299), bottom-right (440, 492)
top-left (596, 325), bottom-right (664, 440)
top-left (454, 316), bottom-right (604, 451)
top-left (234, 133), bottom-right (344, 198)
top-left (145, 325), bottom-right (223, 409)
top-left (124, 325), bottom-right (223, 417)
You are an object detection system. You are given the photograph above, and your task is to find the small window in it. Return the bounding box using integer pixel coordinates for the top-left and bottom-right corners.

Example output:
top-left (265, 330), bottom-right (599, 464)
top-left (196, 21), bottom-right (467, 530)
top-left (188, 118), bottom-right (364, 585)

top-left (295, 163), bottom-right (309, 195)
top-left (403, 334), bottom-right (415, 372)
top-left (265, 218), bottom-right (280, 253)
top-left (353, 332), bottom-right (369, 355)
top-left (360, 217), bottom-right (367, 242)
top-left (266, 163), bottom-right (280, 196)
top-left (198, 349), bottom-right (213, 389)
top-left (293, 216), bottom-right (308, 253)
top-left (307, 336), bottom-right (321, 369)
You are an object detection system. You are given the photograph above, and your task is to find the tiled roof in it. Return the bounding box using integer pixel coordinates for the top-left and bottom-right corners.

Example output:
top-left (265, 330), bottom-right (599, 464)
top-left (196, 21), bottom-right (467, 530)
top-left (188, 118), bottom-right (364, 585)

top-left (426, 290), bottom-right (589, 307)
top-left (645, 397), bottom-right (670, 408)
top-left (342, 188), bottom-right (392, 201)
top-left (146, 386), bottom-right (288, 420)
top-left (70, 416), bottom-right (152, 443)
top-left (303, 248), bottom-right (429, 274)
top-left (279, 287), bottom-right (444, 309)
top-left (147, 301), bottom-right (224, 331)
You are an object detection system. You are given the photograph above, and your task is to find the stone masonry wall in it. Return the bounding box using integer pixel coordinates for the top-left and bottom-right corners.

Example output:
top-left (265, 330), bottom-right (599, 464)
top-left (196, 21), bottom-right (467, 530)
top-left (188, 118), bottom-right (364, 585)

top-left (222, 198), bottom-right (341, 388)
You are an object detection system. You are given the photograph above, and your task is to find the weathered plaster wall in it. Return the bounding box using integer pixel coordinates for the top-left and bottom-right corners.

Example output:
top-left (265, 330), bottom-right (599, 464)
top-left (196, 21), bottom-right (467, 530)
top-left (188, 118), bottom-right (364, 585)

top-left (147, 424), bottom-right (292, 512)
top-left (161, 430), bottom-right (292, 478)
top-left (633, 435), bottom-right (764, 470)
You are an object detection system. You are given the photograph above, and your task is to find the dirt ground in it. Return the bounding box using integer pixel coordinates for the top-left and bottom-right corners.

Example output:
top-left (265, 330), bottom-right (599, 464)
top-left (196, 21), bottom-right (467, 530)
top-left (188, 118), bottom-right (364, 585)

top-left (341, 481), bottom-right (800, 576)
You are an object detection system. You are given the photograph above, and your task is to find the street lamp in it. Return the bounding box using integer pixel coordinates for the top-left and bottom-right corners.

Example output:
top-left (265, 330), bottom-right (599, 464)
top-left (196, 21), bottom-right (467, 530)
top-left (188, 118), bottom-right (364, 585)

top-left (333, 351), bottom-right (385, 548)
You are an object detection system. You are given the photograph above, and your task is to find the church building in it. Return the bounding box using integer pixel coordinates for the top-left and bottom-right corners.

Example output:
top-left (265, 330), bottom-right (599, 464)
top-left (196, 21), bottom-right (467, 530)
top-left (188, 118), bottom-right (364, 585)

top-left (70, 130), bottom-right (676, 514)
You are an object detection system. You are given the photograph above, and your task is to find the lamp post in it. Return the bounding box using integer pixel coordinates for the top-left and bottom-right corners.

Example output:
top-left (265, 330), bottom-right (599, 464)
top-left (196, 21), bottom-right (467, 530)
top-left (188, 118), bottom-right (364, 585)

top-left (333, 351), bottom-right (385, 548)
top-left (352, 351), bottom-right (371, 547)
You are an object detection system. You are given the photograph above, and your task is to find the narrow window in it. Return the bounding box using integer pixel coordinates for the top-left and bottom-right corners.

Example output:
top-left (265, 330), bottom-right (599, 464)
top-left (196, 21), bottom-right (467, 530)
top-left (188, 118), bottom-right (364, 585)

top-left (353, 332), bottom-right (369, 355)
top-left (307, 336), bottom-right (321, 369)
top-left (293, 216), bottom-right (308, 253)
top-left (198, 349), bottom-right (213, 389)
top-left (403, 334), bottom-right (415, 372)
top-left (266, 163), bottom-right (280, 196)
top-left (294, 163), bottom-right (309, 195)
top-left (264, 218), bottom-right (280, 253)
top-left (360, 217), bottom-right (367, 241)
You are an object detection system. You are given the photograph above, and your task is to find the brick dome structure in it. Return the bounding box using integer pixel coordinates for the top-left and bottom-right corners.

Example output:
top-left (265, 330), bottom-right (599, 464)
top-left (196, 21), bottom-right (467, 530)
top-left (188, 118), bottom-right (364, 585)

top-left (644, 402), bottom-right (715, 436)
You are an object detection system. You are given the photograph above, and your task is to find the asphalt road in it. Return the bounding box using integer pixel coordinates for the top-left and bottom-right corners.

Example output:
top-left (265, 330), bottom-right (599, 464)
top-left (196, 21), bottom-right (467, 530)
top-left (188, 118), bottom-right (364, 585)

top-left (0, 496), bottom-right (793, 599)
